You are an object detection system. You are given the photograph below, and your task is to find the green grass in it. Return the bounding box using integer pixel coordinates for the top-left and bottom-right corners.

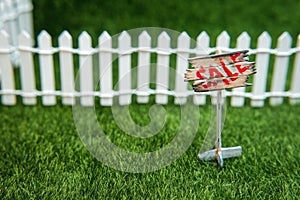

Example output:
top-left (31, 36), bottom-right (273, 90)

top-left (1, 101), bottom-right (299, 199)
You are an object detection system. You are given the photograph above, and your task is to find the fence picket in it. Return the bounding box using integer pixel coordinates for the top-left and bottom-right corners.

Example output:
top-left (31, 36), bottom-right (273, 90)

top-left (270, 32), bottom-right (292, 105)
top-left (156, 32), bottom-right (170, 104)
top-left (16, 0), bottom-right (34, 39)
top-left (19, 31), bottom-right (36, 105)
top-left (193, 31), bottom-right (210, 105)
top-left (290, 34), bottom-right (300, 104)
top-left (231, 32), bottom-right (251, 107)
top-left (59, 31), bottom-right (74, 105)
top-left (251, 32), bottom-right (272, 107)
top-left (0, 30), bottom-right (16, 105)
top-left (137, 31), bottom-right (151, 104)
top-left (214, 31), bottom-right (230, 104)
top-left (3, 0), bottom-right (18, 47)
top-left (79, 31), bottom-right (94, 106)
top-left (99, 31), bottom-right (113, 106)
top-left (175, 32), bottom-right (190, 105)
top-left (38, 30), bottom-right (56, 105)
top-left (118, 31), bottom-right (132, 105)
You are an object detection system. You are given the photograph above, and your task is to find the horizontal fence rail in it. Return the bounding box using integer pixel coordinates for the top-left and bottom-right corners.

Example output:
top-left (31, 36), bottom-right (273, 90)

top-left (0, 29), bottom-right (300, 107)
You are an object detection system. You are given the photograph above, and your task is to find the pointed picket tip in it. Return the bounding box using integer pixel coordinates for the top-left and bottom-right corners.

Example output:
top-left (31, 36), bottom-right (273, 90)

top-left (79, 31), bottom-right (91, 41)
top-left (19, 30), bottom-right (31, 39)
top-left (258, 31), bottom-right (271, 44)
top-left (297, 34), bottom-right (300, 46)
top-left (197, 31), bottom-right (209, 41)
top-left (38, 30), bottom-right (52, 47)
top-left (38, 30), bottom-right (51, 41)
top-left (278, 31), bottom-right (291, 40)
top-left (138, 31), bottom-right (151, 46)
top-left (196, 31), bottom-right (210, 54)
top-left (99, 31), bottom-right (111, 42)
top-left (217, 31), bottom-right (230, 40)
top-left (139, 30), bottom-right (151, 41)
top-left (99, 31), bottom-right (111, 48)
top-left (0, 30), bottom-right (9, 46)
top-left (18, 30), bottom-right (32, 46)
top-left (277, 31), bottom-right (292, 50)
top-left (118, 31), bottom-right (131, 49)
top-left (59, 30), bottom-right (72, 41)
top-left (238, 32), bottom-right (250, 42)
top-left (217, 31), bottom-right (230, 48)
top-left (118, 31), bottom-right (131, 41)
top-left (178, 31), bottom-right (190, 48)
top-left (79, 31), bottom-right (92, 49)
top-left (178, 31), bottom-right (190, 39)
top-left (158, 31), bottom-right (171, 42)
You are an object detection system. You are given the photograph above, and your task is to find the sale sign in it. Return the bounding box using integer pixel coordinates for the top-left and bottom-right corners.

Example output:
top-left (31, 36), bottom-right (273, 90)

top-left (185, 50), bottom-right (256, 92)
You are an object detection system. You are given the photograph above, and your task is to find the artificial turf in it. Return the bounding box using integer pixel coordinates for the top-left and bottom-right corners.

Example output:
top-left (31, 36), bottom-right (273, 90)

top-left (0, 101), bottom-right (299, 199)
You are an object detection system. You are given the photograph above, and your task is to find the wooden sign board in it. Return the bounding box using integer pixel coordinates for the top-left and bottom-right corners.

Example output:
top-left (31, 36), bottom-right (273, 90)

top-left (185, 50), bottom-right (256, 92)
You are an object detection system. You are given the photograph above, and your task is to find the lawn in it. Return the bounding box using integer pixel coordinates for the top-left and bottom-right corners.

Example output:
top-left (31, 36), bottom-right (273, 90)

top-left (1, 0), bottom-right (300, 199)
top-left (0, 101), bottom-right (299, 199)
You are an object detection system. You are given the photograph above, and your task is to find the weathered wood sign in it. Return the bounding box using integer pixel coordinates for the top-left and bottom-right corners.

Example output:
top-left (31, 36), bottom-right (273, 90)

top-left (185, 50), bottom-right (256, 92)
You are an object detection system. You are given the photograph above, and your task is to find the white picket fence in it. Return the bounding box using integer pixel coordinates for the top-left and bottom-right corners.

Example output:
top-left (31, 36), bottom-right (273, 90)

top-left (0, 29), bottom-right (300, 107)
top-left (0, 0), bottom-right (33, 64)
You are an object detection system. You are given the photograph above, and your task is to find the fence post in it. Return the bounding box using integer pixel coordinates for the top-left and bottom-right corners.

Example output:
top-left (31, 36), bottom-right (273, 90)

top-left (0, 30), bottom-right (16, 105)
top-left (38, 30), bottom-right (56, 105)
top-left (118, 31), bottom-right (132, 105)
top-left (156, 31), bottom-right (170, 104)
top-left (99, 31), bottom-right (113, 106)
top-left (137, 31), bottom-right (151, 104)
top-left (290, 34), bottom-right (300, 104)
top-left (193, 31), bottom-right (210, 105)
top-left (214, 31), bottom-right (230, 104)
top-left (59, 31), bottom-right (75, 105)
top-left (175, 31), bottom-right (190, 105)
top-left (270, 32), bottom-right (292, 105)
top-left (19, 31), bottom-right (36, 105)
top-left (251, 32), bottom-right (272, 107)
top-left (79, 31), bottom-right (94, 106)
top-left (17, 0), bottom-right (34, 44)
top-left (231, 32), bottom-right (251, 107)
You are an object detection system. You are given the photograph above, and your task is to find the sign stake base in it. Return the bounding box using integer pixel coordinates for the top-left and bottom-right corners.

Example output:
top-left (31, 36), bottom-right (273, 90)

top-left (198, 88), bottom-right (242, 168)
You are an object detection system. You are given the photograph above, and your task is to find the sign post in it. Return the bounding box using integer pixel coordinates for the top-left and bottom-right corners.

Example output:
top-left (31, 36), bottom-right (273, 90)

top-left (185, 50), bottom-right (256, 168)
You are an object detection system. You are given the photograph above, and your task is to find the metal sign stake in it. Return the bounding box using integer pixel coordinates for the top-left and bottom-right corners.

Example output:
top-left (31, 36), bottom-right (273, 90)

top-left (216, 89), bottom-right (224, 167)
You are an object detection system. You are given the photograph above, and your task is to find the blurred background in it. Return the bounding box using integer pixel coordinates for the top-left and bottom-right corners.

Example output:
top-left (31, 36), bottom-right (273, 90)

top-left (32, 0), bottom-right (300, 46)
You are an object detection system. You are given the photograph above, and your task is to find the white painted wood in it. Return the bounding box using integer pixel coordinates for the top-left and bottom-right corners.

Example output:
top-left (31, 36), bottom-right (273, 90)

top-left (193, 31), bottom-right (209, 105)
top-left (59, 31), bottom-right (75, 105)
top-left (79, 31), bottom-right (94, 106)
top-left (19, 31), bottom-right (36, 105)
top-left (4, 0), bottom-right (18, 47)
top-left (99, 31), bottom-right (113, 106)
top-left (290, 34), bottom-right (300, 104)
top-left (251, 32), bottom-right (272, 107)
top-left (118, 31), bottom-right (132, 105)
top-left (174, 32), bottom-right (190, 105)
top-left (231, 32), bottom-right (251, 107)
top-left (38, 30), bottom-right (56, 105)
top-left (156, 31), bottom-right (170, 104)
top-left (270, 32), bottom-right (292, 105)
top-left (214, 31), bottom-right (230, 104)
top-left (0, 30), bottom-right (16, 105)
top-left (137, 31), bottom-right (151, 104)
top-left (17, 0), bottom-right (34, 44)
